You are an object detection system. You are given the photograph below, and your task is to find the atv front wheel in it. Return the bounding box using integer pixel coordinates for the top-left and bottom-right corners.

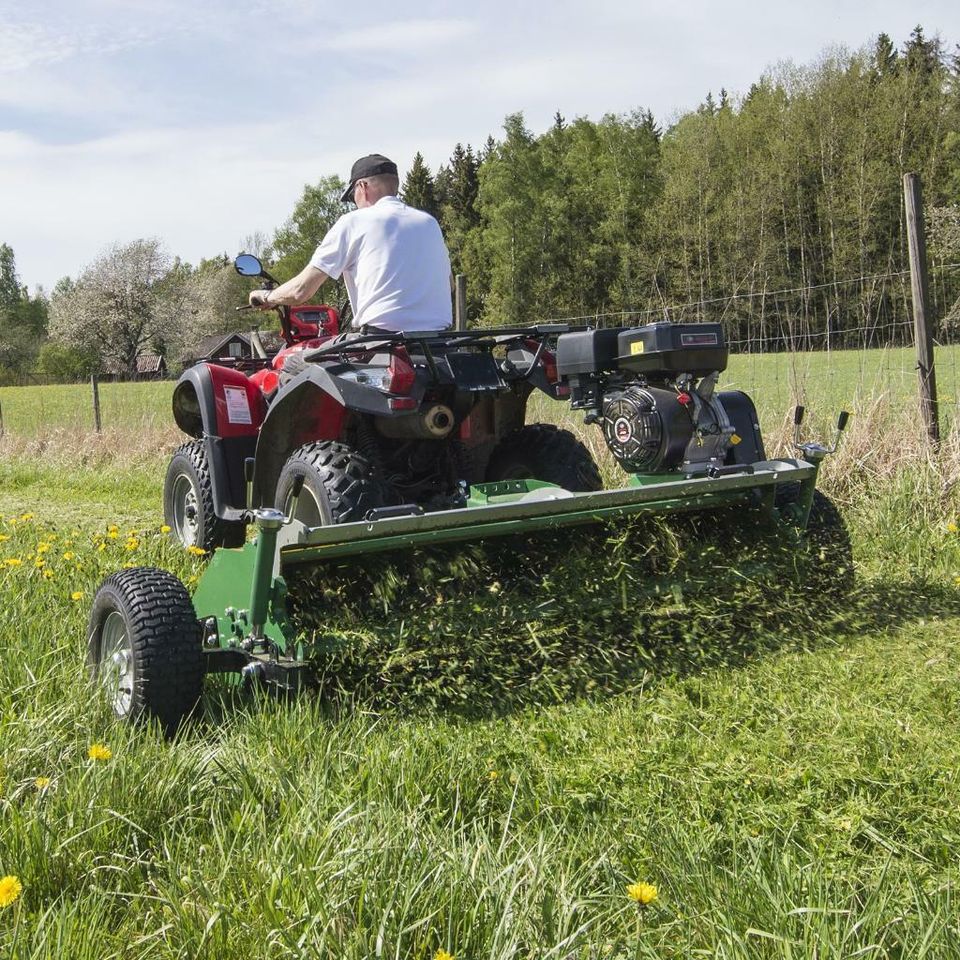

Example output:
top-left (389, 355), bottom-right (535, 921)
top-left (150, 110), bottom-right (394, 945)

top-left (275, 441), bottom-right (385, 526)
top-left (163, 440), bottom-right (246, 552)
top-left (486, 423), bottom-right (603, 492)
top-left (87, 567), bottom-right (203, 735)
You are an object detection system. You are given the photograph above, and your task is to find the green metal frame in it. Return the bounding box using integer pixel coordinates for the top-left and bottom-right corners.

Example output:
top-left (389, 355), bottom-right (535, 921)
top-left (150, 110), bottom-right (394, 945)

top-left (191, 457), bottom-right (821, 679)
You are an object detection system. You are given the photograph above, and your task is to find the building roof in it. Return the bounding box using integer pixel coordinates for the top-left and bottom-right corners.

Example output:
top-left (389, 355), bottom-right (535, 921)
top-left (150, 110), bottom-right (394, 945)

top-left (193, 332), bottom-right (251, 358)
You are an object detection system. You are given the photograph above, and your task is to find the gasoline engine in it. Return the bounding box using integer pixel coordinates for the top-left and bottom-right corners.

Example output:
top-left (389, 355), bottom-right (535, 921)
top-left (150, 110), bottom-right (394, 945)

top-left (555, 322), bottom-right (760, 476)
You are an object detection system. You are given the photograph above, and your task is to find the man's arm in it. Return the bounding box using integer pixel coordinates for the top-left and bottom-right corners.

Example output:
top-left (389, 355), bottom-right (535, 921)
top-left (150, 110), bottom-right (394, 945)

top-left (249, 264), bottom-right (328, 308)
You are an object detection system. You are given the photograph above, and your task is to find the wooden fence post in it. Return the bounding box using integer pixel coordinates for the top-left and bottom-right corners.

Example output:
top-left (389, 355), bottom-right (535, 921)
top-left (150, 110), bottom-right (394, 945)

top-left (91, 374), bottom-right (102, 433)
top-left (0, 400), bottom-right (4, 438)
top-left (455, 274), bottom-right (467, 331)
top-left (904, 172), bottom-right (940, 447)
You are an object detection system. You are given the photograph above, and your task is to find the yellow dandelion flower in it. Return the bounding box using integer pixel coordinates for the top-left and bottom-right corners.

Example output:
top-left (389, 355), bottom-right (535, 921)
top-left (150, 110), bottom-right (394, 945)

top-left (186, 545), bottom-right (207, 556)
top-left (88, 743), bottom-right (112, 762)
top-left (0, 534), bottom-right (9, 543)
top-left (160, 524), bottom-right (172, 534)
top-left (4, 558), bottom-right (23, 567)
top-left (948, 522), bottom-right (959, 534)
top-left (0, 875), bottom-right (22, 908)
top-left (626, 882), bottom-right (658, 905)
top-left (36, 542), bottom-right (50, 554)
top-left (186, 574), bottom-right (198, 585)
top-left (62, 551), bottom-right (75, 561)
top-left (107, 530), bottom-right (119, 540)
top-left (20, 513), bottom-right (34, 521)
top-left (70, 591), bottom-right (83, 601)
top-left (98, 543), bottom-right (106, 552)
top-left (34, 559), bottom-right (45, 568)
top-left (434, 951), bottom-right (454, 960)
top-left (487, 769), bottom-right (499, 781)
top-left (122, 562), bottom-right (136, 569)
top-left (42, 569), bottom-right (54, 580)
top-left (125, 539), bottom-right (139, 551)
top-left (108, 524), bottom-right (119, 533)
top-left (34, 777), bottom-right (51, 790)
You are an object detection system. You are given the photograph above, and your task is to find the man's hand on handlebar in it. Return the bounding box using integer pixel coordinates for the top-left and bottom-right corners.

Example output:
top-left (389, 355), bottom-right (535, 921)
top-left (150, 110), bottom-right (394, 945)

top-left (249, 290), bottom-right (275, 310)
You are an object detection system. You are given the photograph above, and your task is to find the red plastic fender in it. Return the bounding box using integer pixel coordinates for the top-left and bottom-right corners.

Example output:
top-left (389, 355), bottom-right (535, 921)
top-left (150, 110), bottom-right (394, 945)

top-left (207, 364), bottom-right (267, 437)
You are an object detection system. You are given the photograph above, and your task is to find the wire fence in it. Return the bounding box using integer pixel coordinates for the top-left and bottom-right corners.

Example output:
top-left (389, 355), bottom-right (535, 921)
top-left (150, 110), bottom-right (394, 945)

top-left (548, 262), bottom-right (960, 434)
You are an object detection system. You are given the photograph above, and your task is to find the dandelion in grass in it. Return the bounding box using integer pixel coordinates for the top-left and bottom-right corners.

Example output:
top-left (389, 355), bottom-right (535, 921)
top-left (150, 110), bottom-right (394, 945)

top-left (107, 530), bottom-right (119, 540)
top-left (0, 534), bottom-right (9, 543)
top-left (34, 559), bottom-right (45, 568)
top-left (122, 562), bottom-right (136, 569)
top-left (434, 950), bottom-right (454, 960)
top-left (626, 882), bottom-right (658, 905)
top-left (88, 743), bottom-right (112, 762)
top-left (186, 545), bottom-right (207, 557)
top-left (948, 522), bottom-right (959, 534)
top-left (36, 542), bottom-right (50, 555)
top-left (0, 875), bottom-right (22, 908)
top-left (71, 591), bottom-right (83, 601)
top-left (160, 524), bottom-right (172, 534)
top-left (3, 558), bottom-right (22, 567)
top-left (487, 769), bottom-right (499, 782)
top-left (125, 538), bottom-right (139, 551)
top-left (62, 551), bottom-right (75, 561)
top-left (42, 569), bottom-right (54, 580)
top-left (20, 513), bottom-right (34, 522)
top-left (34, 777), bottom-right (51, 790)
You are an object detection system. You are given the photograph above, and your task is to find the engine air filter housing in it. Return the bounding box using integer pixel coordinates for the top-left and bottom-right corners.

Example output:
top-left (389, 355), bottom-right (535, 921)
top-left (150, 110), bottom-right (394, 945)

top-left (601, 386), bottom-right (693, 473)
top-left (617, 322), bottom-right (728, 377)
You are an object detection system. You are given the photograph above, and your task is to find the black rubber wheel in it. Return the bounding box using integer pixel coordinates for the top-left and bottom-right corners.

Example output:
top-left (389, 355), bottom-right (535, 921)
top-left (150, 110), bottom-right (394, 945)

top-left (275, 440), bottom-right (385, 526)
top-left (163, 440), bottom-right (246, 552)
top-left (87, 567), bottom-right (203, 736)
top-left (777, 486), bottom-right (854, 594)
top-left (486, 423), bottom-right (603, 492)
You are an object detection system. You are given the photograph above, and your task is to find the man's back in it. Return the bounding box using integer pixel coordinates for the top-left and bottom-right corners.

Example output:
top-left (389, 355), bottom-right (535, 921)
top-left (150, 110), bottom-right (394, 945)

top-left (310, 196), bottom-right (452, 333)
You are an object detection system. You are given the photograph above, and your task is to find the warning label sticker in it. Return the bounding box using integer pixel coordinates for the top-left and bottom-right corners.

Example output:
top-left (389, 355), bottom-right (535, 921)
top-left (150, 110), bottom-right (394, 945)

top-left (224, 386), bottom-right (252, 425)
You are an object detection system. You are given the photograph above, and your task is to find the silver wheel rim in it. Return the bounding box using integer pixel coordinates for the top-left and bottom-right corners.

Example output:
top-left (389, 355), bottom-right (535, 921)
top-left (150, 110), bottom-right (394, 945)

top-left (285, 484), bottom-right (325, 527)
top-left (172, 473), bottom-right (200, 546)
top-left (100, 611), bottom-right (135, 717)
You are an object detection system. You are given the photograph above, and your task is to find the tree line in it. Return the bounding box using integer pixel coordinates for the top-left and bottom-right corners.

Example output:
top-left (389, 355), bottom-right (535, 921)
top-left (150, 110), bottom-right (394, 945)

top-left (2, 25), bottom-right (958, 383)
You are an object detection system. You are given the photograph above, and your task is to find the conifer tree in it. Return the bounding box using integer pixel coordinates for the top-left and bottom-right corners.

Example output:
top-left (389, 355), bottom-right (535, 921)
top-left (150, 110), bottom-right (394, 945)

top-left (401, 152), bottom-right (439, 219)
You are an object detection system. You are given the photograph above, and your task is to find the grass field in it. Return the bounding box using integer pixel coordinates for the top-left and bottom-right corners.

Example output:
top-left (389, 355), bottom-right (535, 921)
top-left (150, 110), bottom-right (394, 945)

top-left (2, 350), bottom-right (960, 956)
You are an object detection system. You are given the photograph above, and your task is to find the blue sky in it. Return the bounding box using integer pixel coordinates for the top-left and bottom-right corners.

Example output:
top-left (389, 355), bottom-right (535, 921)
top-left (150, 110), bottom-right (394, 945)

top-left (2, 0), bottom-right (959, 292)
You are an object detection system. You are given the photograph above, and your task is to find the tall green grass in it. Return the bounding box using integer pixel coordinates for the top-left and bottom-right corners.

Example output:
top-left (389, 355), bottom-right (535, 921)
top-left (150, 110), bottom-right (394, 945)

top-left (2, 355), bottom-right (960, 955)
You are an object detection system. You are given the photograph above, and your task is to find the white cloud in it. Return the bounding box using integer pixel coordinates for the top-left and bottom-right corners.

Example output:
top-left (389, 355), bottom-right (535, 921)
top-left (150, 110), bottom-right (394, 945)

top-left (326, 18), bottom-right (477, 53)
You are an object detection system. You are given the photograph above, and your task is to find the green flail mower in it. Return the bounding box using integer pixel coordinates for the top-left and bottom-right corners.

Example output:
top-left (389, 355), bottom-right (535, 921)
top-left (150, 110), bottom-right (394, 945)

top-left (87, 319), bottom-right (850, 734)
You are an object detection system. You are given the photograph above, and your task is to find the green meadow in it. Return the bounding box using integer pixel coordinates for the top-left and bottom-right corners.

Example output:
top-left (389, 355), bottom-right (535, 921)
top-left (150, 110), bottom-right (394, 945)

top-left (1, 348), bottom-right (960, 957)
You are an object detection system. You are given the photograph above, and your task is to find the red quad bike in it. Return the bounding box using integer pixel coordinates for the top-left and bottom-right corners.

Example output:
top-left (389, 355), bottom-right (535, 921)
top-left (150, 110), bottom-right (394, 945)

top-left (163, 253), bottom-right (602, 549)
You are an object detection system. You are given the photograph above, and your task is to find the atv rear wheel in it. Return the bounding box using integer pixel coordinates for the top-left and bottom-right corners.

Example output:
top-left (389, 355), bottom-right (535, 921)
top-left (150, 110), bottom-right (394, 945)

top-left (486, 423), bottom-right (603, 492)
top-left (87, 567), bottom-right (203, 736)
top-left (275, 441), bottom-right (385, 526)
top-left (163, 440), bottom-right (246, 552)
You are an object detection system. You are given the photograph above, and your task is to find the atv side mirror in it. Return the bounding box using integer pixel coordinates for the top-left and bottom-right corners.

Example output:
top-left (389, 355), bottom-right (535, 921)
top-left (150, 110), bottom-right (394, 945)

top-left (235, 254), bottom-right (264, 277)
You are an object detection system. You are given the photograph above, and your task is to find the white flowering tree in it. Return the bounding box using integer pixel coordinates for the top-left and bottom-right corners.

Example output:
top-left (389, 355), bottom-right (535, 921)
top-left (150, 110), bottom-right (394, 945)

top-left (49, 239), bottom-right (189, 377)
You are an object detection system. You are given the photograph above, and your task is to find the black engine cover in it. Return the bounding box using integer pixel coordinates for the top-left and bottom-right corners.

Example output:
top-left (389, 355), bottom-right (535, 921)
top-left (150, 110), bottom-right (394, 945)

top-left (601, 386), bottom-right (693, 473)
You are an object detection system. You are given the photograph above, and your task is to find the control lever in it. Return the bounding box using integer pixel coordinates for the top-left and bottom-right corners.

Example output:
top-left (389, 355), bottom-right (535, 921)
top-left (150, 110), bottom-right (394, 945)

top-left (244, 458), bottom-right (255, 510)
top-left (792, 406), bottom-right (849, 461)
top-left (285, 474), bottom-right (305, 524)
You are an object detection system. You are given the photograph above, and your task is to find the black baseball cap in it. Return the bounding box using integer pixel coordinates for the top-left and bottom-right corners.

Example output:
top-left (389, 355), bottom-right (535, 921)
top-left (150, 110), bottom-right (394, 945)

top-left (340, 154), bottom-right (399, 202)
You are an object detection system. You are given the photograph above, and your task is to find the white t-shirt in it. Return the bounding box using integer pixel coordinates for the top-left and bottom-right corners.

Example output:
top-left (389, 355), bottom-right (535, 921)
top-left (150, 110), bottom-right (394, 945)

top-left (308, 196), bottom-right (453, 332)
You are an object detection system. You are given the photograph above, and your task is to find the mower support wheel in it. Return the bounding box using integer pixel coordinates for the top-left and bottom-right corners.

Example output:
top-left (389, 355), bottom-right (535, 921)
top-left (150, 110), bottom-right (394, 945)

top-left (163, 440), bottom-right (246, 552)
top-left (87, 567), bottom-right (203, 736)
top-left (486, 423), bottom-right (603, 492)
top-left (275, 440), bottom-right (385, 526)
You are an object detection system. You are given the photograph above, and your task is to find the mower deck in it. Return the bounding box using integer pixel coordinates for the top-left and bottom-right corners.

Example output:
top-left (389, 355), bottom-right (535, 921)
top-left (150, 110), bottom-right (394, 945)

top-left (191, 458), bottom-right (817, 670)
